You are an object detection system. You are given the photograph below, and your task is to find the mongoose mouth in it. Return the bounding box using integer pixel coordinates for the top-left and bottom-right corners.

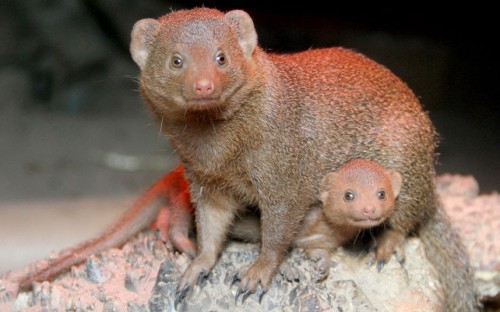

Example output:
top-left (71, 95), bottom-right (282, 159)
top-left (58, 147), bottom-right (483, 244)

top-left (183, 98), bottom-right (224, 110)
top-left (349, 217), bottom-right (384, 228)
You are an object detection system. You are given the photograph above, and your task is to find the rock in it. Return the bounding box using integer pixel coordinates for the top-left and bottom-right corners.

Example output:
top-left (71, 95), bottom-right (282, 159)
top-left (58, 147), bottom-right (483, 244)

top-left (0, 234), bottom-right (443, 311)
top-left (85, 256), bottom-right (109, 284)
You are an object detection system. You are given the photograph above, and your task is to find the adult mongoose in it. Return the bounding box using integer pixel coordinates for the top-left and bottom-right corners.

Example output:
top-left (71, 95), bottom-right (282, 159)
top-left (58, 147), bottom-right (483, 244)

top-left (129, 7), bottom-right (478, 310)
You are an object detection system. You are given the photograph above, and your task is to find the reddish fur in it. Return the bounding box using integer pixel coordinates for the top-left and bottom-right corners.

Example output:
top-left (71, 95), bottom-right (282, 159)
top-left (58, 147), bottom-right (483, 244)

top-left (130, 8), bottom-right (478, 310)
top-left (3, 165), bottom-right (195, 292)
top-left (290, 159), bottom-right (401, 281)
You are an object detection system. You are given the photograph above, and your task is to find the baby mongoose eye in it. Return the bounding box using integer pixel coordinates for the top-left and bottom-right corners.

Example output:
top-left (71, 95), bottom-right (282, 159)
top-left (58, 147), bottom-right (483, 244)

top-left (343, 191), bottom-right (355, 202)
top-left (171, 55), bottom-right (183, 69)
top-left (377, 190), bottom-right (386, 200)
top-left (216, 51), bottom-right (227, 66)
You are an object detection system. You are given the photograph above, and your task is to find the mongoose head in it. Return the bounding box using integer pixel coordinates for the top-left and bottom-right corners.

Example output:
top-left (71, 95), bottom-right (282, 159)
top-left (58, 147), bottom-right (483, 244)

top-left (320, 159), bottom-right (402, 229)
top-left (130, 8), bottom-right (259, 119)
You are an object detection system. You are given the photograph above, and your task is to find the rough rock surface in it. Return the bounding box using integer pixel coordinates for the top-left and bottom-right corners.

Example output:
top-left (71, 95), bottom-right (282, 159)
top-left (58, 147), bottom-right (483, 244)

top-left (437, 174), bottom-right (500, 307)
top-left (1, 175), bottom-right (498, 311)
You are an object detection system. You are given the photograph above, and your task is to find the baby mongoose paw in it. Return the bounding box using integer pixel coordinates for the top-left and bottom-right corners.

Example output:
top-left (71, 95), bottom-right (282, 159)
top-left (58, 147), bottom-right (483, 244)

top-left (306, 248), bottom-right (331, 282)
top-left (366, 248), bottom-right (390, 271)
top-left (368, 230), bottom-right (406, 271)
top-left (278, 261), bottom-right (302, 283)
top-left (312, 259), bottom-right (330, 282)
top-left (394, 247), bottom-right (406, 265)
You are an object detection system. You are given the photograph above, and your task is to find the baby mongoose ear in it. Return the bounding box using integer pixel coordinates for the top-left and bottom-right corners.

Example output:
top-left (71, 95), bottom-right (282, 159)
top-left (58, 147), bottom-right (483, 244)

top-left (320, 172), bottom-right (338, 203)
top-left (224, 10), bottom-right (258, 58)
top-left (387, 169), bottom-right (402, 198)
top-left (130, 18), bottom-right (160, 70)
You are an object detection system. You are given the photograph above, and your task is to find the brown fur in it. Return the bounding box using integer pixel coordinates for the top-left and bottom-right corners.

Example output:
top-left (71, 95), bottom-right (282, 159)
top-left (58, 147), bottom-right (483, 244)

top-left (291, 159), bottom-right (401, 281)
top-left (130, 8), bottom-right (479, 310)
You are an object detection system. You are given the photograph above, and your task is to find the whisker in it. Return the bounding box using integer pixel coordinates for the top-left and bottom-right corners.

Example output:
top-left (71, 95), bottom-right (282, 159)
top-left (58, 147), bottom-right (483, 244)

top-left (352, 229), bottom-right (362, 246)
top-left (159, 117), bottom-right (164, 136)
top-left (369, 229), bottom-right (377, 245)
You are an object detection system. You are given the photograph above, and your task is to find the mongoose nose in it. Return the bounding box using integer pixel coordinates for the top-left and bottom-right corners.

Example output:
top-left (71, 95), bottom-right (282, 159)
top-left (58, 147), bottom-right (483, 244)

top-left (194, 79), bottom-right (214, 96)
top-left (363, 206), bottom-right (376, 217)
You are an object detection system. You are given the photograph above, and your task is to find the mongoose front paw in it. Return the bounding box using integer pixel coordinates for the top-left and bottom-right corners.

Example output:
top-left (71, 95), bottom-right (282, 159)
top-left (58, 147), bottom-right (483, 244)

top-left (175, 269), bottom-right (209, 306)
top-left (175, 257), bottom-right (213, 306)
top-left (278, 261), bottom-right (302, 283)
top-left (308, 249), bottom-right (331, 282)
top-left (368, 230), bottom-right (406, 271)
top-left (311, 257), bottom-right (330, 282)
top-left (229, 258), bottom-right (276, 304)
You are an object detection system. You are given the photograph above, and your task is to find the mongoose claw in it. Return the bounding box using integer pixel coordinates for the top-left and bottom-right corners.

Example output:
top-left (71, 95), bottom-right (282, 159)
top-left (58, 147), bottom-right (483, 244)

top-left (234, 287), bottom-right (252, 304)
top-left (234, 285), bottom-right (266, 304)
top-left (366, 249), bottom-right (377, 267)
top-left (234, 288), bottom-right (252, 305)
top-left (174, 284), bottom-right (190, 307)
top-left (196, 269), bottom-right (209, 286)
top-left (229, 271), bottom-right (241, 286)
top-left (376, 259), bottom-right (386, 272)
top-left (395, 247), bottom-right (406, 265)
top-left (257, 287), bottom-right (266, 304)
top-left (234, 288), bottom-right (244, 304)
top-left (242, 289), bottom-right (252, 304)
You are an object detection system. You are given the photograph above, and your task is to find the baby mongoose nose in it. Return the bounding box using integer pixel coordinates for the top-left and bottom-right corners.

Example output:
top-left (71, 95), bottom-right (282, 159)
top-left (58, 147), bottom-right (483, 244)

top-left (194, 79), bottom-right (214, 96)
top-left (362, 206), bottom-right (376, 217)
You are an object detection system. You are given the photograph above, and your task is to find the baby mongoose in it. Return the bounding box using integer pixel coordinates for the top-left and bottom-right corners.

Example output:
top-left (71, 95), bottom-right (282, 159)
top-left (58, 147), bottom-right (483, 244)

top-left (293, 159), bottom-right (402, 281)
top-left (252, 159), bottom-right (403, 282)
top-left (130, 7), bottom-right (478, 310)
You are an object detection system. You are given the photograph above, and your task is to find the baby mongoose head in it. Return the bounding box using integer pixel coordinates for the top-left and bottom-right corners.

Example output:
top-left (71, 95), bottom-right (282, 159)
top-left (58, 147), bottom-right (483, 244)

top-left (130, 8), bottom-right (259, 118)
top-left (320, 159), bottom-right (402, 229)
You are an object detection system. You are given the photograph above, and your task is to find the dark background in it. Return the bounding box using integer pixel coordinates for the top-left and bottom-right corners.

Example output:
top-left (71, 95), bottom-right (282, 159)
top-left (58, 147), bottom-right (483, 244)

top-left (0, 0), bottom-right (498, 200)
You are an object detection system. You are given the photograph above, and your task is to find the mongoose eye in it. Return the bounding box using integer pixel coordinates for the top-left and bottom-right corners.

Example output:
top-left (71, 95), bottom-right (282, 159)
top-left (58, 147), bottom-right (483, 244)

top-left (377, 190), bottom-right (386, 200)
top-left (343, 191), bottom-right (355, 202)
top-left (216, 52), bottom-right (227, 66)
top-left (171, 55), bottom-right (183, 68)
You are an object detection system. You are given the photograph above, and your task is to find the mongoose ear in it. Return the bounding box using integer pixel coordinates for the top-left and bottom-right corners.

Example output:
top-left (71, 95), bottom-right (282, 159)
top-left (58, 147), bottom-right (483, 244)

top-left (130, 18), bottom-right (160, 70)
top-left (320, 172), bottom-right (337, 203)
top-left (224, 10), bottom-right (258, 58)
top-left (387, 170), bottom-right (402, 198)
